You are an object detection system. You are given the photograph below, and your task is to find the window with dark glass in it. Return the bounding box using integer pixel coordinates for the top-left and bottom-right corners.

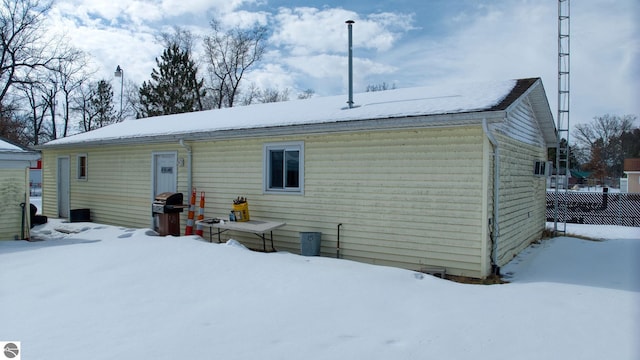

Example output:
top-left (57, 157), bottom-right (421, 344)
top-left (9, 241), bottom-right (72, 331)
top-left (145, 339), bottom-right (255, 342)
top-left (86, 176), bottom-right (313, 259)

top-left (264, 142), bottom-right (303, 193)
top-left (77, 154), bottom-right (87, 180)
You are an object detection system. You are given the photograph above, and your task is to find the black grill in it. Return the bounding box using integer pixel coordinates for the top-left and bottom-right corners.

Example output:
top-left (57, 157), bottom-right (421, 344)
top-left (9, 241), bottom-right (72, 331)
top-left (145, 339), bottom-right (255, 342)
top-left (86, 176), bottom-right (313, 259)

top-left (152, 192), bottom-right (185, 214)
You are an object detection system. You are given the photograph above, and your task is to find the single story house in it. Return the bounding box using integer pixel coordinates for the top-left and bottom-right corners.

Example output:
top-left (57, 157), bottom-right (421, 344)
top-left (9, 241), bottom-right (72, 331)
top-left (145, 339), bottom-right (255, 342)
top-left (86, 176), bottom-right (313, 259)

top-left (0, 137), bottom-right (40, 240)
top-left (623, 158), bottom-right (640, 193)
top-left (38, 77), bottom-right (556, 278)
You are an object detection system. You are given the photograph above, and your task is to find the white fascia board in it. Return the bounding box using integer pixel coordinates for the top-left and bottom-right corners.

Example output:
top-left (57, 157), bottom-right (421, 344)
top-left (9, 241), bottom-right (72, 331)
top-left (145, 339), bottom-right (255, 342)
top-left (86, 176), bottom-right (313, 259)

top-left (0, 152), bottom-right (40, 162)
top-left (40, 111), bottom-right (507, 149)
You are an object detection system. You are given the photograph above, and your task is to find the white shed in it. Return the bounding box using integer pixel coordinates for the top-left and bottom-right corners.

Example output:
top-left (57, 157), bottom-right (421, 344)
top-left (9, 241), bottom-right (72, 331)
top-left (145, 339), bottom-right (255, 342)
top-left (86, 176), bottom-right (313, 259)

top-left (0, 137), bottom-right (40, 240)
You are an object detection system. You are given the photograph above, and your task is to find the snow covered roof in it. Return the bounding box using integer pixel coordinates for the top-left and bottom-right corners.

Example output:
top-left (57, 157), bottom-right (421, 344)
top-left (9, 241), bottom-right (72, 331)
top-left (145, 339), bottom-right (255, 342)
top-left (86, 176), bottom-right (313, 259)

top-left (0, 137), bottom-right (40, 162)
top-left (0, 138), bottom-right (24, 151)
top-left (42, 77), bottom-right (555, 148)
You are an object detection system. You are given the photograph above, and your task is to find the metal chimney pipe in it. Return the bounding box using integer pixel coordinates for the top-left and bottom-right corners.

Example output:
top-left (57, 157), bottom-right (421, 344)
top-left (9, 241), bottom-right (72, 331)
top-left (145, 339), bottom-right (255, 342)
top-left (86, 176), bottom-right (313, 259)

top-left (346, 20), bottom-right (355, 109)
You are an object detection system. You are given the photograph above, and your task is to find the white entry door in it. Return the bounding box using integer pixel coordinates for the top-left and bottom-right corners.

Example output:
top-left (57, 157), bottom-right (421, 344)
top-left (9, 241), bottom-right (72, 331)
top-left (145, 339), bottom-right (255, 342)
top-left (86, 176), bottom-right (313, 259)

top-left (57, 157), bottom-right (70, 218)
top-left (153, 152), bottom-right (177, 196)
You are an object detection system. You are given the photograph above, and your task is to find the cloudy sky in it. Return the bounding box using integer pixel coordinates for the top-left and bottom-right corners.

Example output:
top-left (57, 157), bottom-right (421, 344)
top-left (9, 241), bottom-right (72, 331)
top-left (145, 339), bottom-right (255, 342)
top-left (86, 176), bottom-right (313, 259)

top-left (46, 0), bottom-right (638, 126)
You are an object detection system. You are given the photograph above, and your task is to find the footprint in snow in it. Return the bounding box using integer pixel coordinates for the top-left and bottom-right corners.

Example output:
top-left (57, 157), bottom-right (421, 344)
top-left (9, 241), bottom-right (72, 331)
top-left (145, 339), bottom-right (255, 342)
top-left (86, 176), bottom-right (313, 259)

top-left (118, 232), bottom-right (133, 239)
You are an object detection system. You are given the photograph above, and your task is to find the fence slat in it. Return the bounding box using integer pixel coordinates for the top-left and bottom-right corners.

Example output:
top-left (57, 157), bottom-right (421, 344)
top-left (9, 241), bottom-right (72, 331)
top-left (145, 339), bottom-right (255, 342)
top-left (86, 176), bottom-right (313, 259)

top-left (546, 191), bottom-right (640, 227)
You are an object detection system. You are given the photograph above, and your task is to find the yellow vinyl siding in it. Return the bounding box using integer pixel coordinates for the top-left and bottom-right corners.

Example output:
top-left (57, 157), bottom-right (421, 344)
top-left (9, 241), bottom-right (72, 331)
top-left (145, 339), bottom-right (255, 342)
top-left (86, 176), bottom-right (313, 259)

top-left (492, 98), bottom-right (549, 267)
top-left (0, 168), bottom-right (29, 240)
top-left (480, 136), bottom-right (494, 277)
top-left (40, 152), bottom-right (55, 217)
top-left (36, 81), bottom-right (555, 279)
top-left (192, 126), bottom-right (487, 277)
top-left (42, 144), bottom-right (189, 229)
top-left (40, 125), bottom-right (525, 278)
top-left (495, 134), bottom-right (547, 266)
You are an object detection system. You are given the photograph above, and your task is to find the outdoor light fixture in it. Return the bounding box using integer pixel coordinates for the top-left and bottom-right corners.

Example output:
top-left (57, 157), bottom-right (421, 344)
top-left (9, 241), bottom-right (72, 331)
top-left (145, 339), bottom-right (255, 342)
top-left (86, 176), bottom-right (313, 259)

top-left (114, 65), bottom-right (124, 120)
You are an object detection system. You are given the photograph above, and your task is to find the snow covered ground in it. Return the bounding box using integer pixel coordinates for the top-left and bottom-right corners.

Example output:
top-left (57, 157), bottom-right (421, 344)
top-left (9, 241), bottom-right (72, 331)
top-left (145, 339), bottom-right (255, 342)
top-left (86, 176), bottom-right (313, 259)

top-left (1, 215), bottom-right (638, 359)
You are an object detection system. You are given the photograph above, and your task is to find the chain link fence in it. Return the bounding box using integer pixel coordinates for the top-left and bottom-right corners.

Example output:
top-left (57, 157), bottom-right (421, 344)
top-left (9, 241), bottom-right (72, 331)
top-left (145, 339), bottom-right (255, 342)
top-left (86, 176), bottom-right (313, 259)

top-left (546, 191), bottom-right (640, 227)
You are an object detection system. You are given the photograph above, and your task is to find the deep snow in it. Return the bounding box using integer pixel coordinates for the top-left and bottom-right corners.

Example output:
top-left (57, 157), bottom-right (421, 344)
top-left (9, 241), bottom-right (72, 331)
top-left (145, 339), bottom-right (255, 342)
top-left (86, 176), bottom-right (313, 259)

top-left (0, 218), bottom-right (638, 360)
top-left (42, 79), bottom-right (516, 147)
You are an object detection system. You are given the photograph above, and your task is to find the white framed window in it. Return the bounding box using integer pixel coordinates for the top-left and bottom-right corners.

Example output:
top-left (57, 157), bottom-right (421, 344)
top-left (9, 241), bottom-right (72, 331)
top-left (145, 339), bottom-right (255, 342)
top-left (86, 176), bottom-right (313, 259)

top-left (77, 154), bottom-right (88, 180)
top-left (534, 160), bottom-right (552, 177)
top-left (263, 142), bottom-right (304, 194)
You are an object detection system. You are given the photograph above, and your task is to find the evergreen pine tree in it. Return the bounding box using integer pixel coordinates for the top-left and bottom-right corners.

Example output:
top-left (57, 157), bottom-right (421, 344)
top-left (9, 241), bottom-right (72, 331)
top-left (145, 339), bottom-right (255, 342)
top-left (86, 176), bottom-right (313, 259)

top-left (90, 80), bottom-right (117, 130)
top-left (138, 44), bottom-right (205, 118)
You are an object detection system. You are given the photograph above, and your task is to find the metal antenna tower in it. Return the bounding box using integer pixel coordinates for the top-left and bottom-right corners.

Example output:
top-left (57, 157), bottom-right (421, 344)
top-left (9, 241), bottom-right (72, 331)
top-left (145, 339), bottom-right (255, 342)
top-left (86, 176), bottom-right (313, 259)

top-left (554, 0), bottom-right (570, 235)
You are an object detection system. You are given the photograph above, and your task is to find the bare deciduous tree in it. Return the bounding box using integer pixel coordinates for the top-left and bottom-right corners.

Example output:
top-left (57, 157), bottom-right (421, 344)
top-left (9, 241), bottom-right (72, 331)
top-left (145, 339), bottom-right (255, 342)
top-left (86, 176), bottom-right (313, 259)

top-left (366, 82), bottom-right (396, 92)
top-left (73, 80), bottom-right (95, 132)
top-left (16, 78), bottom-right (49, 144)
top-left (157, 25), bottom-right (197, 55)
top-left (0, 0), bottom-right (75, 104)
top-left (297, 88), bottom-right (315, 100)
top-left (203, 19), bottom-right (267, 109)
top-left (259, 87), bottom-right (290, 103)
top-left (573, 114), bottom-right (638, 182)
top-left (0, 102), bottom-right (28, 144)
top-left (241, 84), bottom-right (290, 105)
top-left (1, 0), bottom-right (86, 143)
top-left (54, 53), bottom-right (91, 137)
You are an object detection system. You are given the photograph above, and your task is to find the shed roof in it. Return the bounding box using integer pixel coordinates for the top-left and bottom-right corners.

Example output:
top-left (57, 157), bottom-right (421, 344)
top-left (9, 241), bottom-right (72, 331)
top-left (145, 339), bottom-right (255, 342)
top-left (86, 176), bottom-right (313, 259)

top-left (42, 77), bottom-right (556, 148)
top-left (0, 138), bottom-right (24, 151)
top-left (624, 158), bottom-right (640, 172)
top-left (0, 137), bottom-right (40, 162)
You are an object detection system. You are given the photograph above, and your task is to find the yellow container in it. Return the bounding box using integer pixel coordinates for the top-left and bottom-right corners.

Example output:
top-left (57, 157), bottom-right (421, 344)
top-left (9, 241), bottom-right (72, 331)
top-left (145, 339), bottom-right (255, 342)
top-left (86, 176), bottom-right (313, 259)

top-left (232, 202), bottom-right (250, 222)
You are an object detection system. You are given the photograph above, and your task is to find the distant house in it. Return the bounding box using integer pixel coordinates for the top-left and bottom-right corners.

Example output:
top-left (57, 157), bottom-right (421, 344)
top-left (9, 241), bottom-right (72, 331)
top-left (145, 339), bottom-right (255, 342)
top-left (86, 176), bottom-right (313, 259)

top-left (38, 77), bottom-right (556, 278)
top-left (623, 159), bottom-right (640, 193)
top-left (0, 137), bottom-right (40, 240)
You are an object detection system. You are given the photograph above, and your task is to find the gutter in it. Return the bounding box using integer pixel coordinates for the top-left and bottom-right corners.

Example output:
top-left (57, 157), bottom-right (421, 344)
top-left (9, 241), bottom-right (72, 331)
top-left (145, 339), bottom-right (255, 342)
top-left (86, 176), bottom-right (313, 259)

top-left (179, 139), bottom-right (192, 198)
top-left (38, 111), bottom-right (507, 150)
top-left (482, 118), bottom-right (500, 275)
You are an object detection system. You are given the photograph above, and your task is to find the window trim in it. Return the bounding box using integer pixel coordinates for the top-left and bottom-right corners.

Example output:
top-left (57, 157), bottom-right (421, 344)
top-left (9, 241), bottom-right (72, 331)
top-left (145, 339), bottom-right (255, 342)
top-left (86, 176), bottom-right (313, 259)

top-left (534, 160), bottom-right (552, 177)
top-left (263, 141), bottom-right (304, 194)
top-left (77, 153), bottom-right (88, 181)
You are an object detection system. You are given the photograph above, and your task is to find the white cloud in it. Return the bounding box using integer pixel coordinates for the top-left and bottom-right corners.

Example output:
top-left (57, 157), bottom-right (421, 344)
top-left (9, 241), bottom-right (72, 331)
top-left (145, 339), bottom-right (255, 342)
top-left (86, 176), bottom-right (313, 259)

top-left (265, 6), bottom-right (413, 94)
top-left (374, 0), bottom-right (639, 124)
top-left (54, 0), bottom-right (256, 26)
top-left (244, 62), bottom-right (298, 92)
top-left (280, 54), bottom-right (396, 95)
top-left (46, 4), bottom-right (163, 84)
top-left (45, 0), bottom-right (638, 126)
top-left (270, 7), bottom-right (414, 56)
top-left (283, 54), bottom-right (345, 79)
top-left (220, 10), bottom-right (270, 29)
top-left (570, 0), bottom-right (639, 121)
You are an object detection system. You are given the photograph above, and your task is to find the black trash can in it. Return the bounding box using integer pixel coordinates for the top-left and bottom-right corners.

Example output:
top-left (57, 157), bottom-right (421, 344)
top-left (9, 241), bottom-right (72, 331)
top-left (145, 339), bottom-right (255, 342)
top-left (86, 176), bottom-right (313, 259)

top-left (300, 232), bottom-right (321, 256)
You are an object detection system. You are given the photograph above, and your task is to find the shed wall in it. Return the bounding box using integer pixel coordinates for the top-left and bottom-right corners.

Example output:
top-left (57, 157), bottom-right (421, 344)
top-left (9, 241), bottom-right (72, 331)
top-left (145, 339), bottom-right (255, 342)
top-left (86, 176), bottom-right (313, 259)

top-left (191, 126), bottom-right (488, 277)
top-left (626, 173), bottom-right (640, 193)
top-left (41, 126), bottom-right (489, 277)
top-left (42, 144), bottom-right (189, 228)
top-left (0, 168), bottom-right (29, 240)
top-left (494, 100), bottom-right (548, 266)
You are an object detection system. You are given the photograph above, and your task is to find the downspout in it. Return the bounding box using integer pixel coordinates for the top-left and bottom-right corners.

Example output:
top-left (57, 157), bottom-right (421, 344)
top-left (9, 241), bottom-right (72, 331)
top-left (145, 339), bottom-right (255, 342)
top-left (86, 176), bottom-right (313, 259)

top-left (482, 118), bottom-right (500, 275)
top-left (179, 139), bottom-right (192, 200)
top-left (336, 223), bottom-right (343, 258)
